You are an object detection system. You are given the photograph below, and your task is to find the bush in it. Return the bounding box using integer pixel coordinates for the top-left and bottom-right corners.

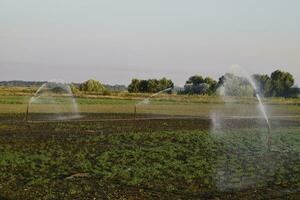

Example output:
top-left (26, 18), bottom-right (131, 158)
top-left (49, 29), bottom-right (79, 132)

top-left (79, 79), bottom-right (106, 94)
top-left (182, 75), bottom-right (217, 95)
top-left (128, 77), bottom-right (174, 93)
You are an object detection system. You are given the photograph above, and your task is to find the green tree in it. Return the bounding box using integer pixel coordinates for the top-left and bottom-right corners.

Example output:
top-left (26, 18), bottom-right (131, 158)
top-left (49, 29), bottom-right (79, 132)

top-left (186, 75), bottom-right (204, 85)
top-left (183, 75), bottom-right (217, 95)
top-left (128, 79), bottom-right (140, 93)
top-left (70, 84), bottom-right (79, 94)
top-left (127, 77), bottom-right (173, 93)
top-left (252, 74), bottom-right (272, 97)
top-left (270, 70), bottom-right (294, 97)
top-left (204, 77), bottom-right (217, 95)
top-left (158, 77), bottom-right (174, 92)
top-left (79, 79), bottom-right (106, 94)
top-left (138, 80), bottom-right (149, 93)
top-left (147, 79), bottom-right (159, 93)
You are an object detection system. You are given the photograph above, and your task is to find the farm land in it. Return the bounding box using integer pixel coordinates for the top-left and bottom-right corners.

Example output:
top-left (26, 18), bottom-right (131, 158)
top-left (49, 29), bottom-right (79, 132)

top-left (0, 88), bottom-right (299, 199)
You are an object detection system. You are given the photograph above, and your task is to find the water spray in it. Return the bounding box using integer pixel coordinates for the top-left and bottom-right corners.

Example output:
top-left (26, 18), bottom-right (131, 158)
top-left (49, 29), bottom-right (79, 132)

top-left (213, 66), bottom-right (272, 150)
top-left (253, 88), bottom-right (272, 151)
top-left (237, 66), bottom-right (272, 151)
top-left (25, 80), bottom-right (80, 121)
top-left (134, 87), bottom-right (173, 117)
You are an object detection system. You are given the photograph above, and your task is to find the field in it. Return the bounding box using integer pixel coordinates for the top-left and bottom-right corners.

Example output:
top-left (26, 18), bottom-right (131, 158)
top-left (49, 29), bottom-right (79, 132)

top-left (0, 93), bottom-right (300, 199)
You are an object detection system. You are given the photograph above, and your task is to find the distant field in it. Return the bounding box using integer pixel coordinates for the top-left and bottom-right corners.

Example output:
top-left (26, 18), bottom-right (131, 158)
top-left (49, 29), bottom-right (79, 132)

top-left (0, 95), bottom-right (299, 120)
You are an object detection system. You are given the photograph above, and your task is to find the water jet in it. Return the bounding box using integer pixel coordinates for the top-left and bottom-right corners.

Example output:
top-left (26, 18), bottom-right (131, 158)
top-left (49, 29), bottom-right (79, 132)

top-left (25, 79), bottom-right (80, 121)
top-left (134, 87), bottom-right (173, 118)
top-left (211, 66), bottom-right (272, 150)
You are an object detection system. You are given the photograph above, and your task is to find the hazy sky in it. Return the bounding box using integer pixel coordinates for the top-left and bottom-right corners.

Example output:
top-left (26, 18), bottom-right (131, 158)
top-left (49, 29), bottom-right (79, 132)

top-left (1, 0), bottom-right (299, 86)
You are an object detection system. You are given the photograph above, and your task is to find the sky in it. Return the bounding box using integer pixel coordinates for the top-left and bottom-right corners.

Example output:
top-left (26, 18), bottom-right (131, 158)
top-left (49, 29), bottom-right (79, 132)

top-left (1, 0), bottom-right (299, 86)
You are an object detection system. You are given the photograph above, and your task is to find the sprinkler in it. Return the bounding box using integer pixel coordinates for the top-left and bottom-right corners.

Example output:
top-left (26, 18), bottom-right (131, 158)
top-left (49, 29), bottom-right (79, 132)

top-left (25, 101), bottom-right (30, 122)
top-left (254, 90), bottom-right (272, 151)
top-left (214, 66), bottom-right (272, 152)
top-left (134, 87), bottom-right (173, 120)
top-left (134, 105), bottom-right (137, 120)
top-left (267, 123), bottom-right (272, 151)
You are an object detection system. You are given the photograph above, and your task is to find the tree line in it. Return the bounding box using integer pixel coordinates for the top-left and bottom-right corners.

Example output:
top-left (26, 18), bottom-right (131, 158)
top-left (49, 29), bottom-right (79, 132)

top-left (0, 80), bottom-right (127, 93)
top-left (0, 69), bottom-right (299, 98)
top-left (127, 70), bottom-right (299, 98)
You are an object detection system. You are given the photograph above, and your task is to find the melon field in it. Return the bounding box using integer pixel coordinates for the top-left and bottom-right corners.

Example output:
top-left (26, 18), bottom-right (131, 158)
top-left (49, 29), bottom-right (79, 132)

top-left (0, 95), bottom-right (299, 199)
